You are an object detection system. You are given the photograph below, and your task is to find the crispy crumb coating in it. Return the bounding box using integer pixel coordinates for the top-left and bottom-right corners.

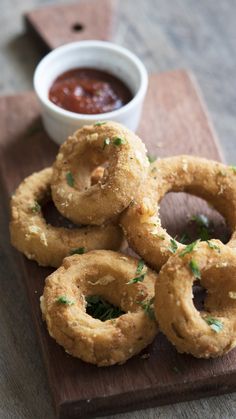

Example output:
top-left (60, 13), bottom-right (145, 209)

top-left (10, 168), bottom-right (123, 267)
top-left (155, 241), bottom-right (236, 358)
top-left (51, 121), bottom-right (149, 225)
top-left (121, 155), bottom-right (236, 270)
top-left (41, 250), bottom-right (158, 366)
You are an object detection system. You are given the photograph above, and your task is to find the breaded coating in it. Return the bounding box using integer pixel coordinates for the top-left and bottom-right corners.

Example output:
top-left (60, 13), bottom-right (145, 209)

top-left (41, 250), bottom-right (158, 366)
top-left (51, 121), bottom-right (149, 225)
top-left (10, 168), bottom-right (123, 267)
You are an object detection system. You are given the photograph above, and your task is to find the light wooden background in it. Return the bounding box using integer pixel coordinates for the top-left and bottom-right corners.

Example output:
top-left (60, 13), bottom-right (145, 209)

top-left (1, 0), bottom-right (236, 418)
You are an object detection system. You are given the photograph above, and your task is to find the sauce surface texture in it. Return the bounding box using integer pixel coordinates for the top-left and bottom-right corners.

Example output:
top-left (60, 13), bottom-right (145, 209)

top-left (49, 67), bottom-right (133, 114)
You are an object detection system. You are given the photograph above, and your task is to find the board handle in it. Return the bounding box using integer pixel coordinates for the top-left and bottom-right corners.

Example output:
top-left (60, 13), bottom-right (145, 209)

top-left (24, 0), bottom-right (117, 52)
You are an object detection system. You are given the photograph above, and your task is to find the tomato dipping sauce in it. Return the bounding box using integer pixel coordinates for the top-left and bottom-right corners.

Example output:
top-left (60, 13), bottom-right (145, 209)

top-left (49, 68), bottom-right (133, 115)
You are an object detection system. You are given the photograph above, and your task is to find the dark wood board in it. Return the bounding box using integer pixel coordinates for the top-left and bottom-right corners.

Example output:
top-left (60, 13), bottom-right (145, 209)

top-left (24, 0), bottom-right (117, 51)
top-left (0, 70), bottom-right (234, 419)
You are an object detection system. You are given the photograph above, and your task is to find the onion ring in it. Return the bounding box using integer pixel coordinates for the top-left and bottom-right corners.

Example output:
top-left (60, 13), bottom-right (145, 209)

top-left (51, 121), bottom-right (149, 225)
top-left (154, 240), bottom-right (236, 358)
top-left (10, 168), bottom-right (123, 267)
top-left (121, 155), bottom-right (236, 270)
top-left (40, 250), bottom-right (158, 366)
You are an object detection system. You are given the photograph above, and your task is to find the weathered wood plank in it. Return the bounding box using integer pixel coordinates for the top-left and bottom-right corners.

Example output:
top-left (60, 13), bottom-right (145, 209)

top-left (1, 71), bottom-right (234, 419)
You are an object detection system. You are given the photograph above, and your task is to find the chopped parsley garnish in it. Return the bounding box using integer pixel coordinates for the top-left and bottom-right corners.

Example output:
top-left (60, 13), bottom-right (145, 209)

top-left (139, 297), bottom-right (155, 320)
top-left (179, 240), bottom-right (199, 257)
top-left (206, 240), bottom-right (220, 252)
top-left (191, 214), bottom-right (210, 241)
top-left (94, 121), bottom-right (107, 126)
top-left (128, 259), bottom-right (147, 284)
top-left (179, 232), bottom-right (190, 244)
top-left (147, 155), bottom-right (156, 163)
top-left (136, 259), bottom-right (145, 274)
top-left (113, 137), bottom-right (126, 146)
top-left (86, 295), bottom-right (124, 321)
top-left (31, 201), bottom-right (41, 213)
top-left (128, 273), bottom-right (146, 284)
top-left (189, 259), bottom-right (201, 279)
top-left (57, 296), bottom-right (74, 306)
top-left (103, 137), bottom-right (110, 149)
top-left (230, 165), bottom-right (236, 174)
top-left (191, 214), bottom-right (209, 228)
top-left (66, 171), bottom-right (74, 187)
top-left (69, 247), bottom-right (85, 255)
top-left (168, 238), bottom-right (178, 254)
top-left (203, 316), bottom-right (223, 333)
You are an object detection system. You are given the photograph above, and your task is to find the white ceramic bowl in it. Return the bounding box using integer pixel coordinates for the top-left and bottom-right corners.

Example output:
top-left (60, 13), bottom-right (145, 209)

top-left (33, 40), bottom-right (148, 145)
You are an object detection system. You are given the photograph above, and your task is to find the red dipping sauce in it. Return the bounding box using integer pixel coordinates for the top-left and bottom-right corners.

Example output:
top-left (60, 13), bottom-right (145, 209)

top-left (49, 68), bottom-right (133, 115)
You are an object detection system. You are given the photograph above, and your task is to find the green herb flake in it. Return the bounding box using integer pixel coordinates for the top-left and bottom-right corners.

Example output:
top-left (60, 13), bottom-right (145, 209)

top-left (103, 137), bottom-right (110, 149)
top-left (136, 259), bottom-right (145, 274)
top-left (128, 259), bottom-right (147, 284)
top-left (127, 273), bottom-right (146, 285)
top-left (191, 214), bottom-right (211, 241)
top-left (189, 259), bottom-right (201, 279)
top-left (199, 227), bottom-right (210, 241)
top-left (66, 171), bottom-right (74, 187)
top-left (31, 201), bottom-right (41, 213)
top-left (191, 214), bottom-right (209, 228)
top-left (206, 240), bottom-right (220, 252)
top-left (179, 232), bottom-right (190, 244)
top-left (203, 316), bottom-right (223, 333)
top-left (113, 137), bottom-right (126, 146)
top-left (147, 155), bottom-right (157, 163)
top-left (230, 165), bottom-right (236, 174)
top-left (179, 240), bottom-right (199, 257)
top-left (94, 121), bottom-right (107, 126)
top-left (86, 295), bottom-right (124, 321)
top-left (57, 296), bottom-right (74, 306)
top-left (139, 297), bottom-right (155, 320)
top-left (70, 247), bottom-right (85, 255)
top-left (168, 238), bottom-right (178, 254)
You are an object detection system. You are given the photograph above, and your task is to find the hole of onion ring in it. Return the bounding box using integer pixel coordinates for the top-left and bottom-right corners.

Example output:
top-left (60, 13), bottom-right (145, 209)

top-left (42, 200), bottom-right (79, 229)
top-left (86, 295), bottom-right (125, 321)
top-left (193, 282), bottom-right (207, 311)
top-left (159, 192), bottom-right (230, 245)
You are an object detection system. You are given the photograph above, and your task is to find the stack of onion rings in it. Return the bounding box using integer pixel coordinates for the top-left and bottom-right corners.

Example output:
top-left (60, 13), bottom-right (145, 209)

top-left (10, 120), bottom-right (236, 364)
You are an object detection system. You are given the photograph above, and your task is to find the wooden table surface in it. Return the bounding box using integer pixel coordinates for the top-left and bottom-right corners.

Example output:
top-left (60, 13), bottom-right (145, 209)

top-left (1, 1), bottom-right (236, 418)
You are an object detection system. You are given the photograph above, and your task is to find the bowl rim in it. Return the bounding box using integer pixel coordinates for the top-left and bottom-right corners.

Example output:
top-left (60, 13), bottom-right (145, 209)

top-left (33, 40), bottom-right (148, 121)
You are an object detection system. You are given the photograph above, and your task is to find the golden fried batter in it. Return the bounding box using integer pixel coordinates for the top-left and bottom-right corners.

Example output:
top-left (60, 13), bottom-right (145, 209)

top-left (41, 250), bottom-right (158, 366)
top-left (51, 121), bottom-right (149, 225)
top-left (10, 168), bottom-right (123, 267)
top-left (121, 155), bottom-right (236, 270)
top-left (155, 240), bottom-right (236, 358)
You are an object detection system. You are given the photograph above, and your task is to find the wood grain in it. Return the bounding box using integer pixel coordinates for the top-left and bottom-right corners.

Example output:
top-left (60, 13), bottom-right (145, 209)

top-left (24, 0), bottom-right (117, 51)
top-left (0, 70), bottom-right (235, 419)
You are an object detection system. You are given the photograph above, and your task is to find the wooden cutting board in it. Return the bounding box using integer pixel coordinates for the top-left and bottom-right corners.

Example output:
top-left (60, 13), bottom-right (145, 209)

top-left (1, 70), bottom-right (235, 419)
top-left (24, 0), bottom-right (117, 51)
